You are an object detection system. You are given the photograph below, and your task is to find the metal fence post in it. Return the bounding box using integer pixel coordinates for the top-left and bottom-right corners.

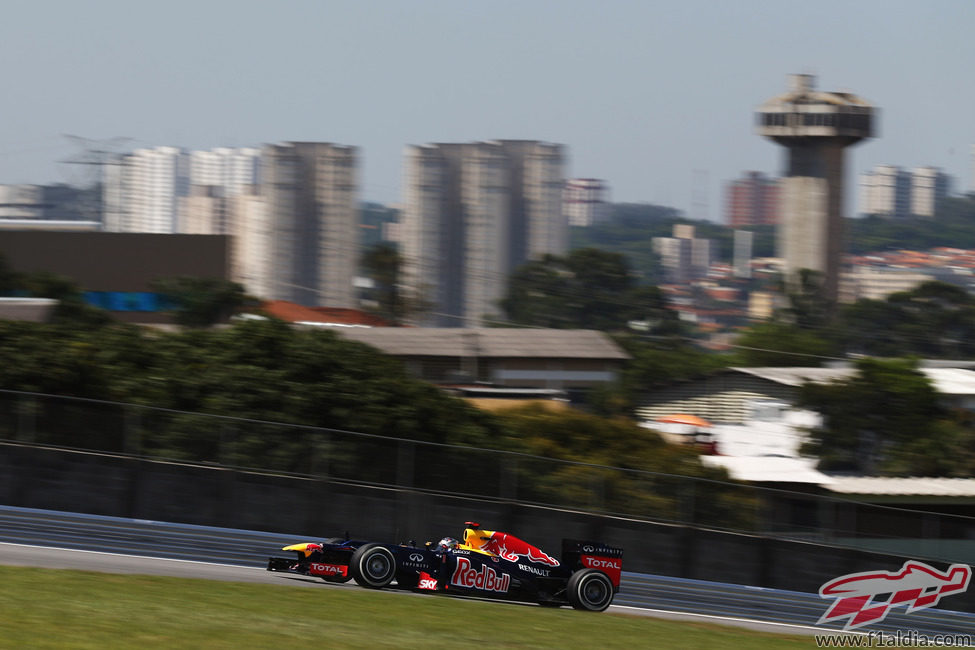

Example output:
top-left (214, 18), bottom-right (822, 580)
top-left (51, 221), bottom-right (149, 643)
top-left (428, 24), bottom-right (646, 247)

top-left (219, 422), bottom-right (235, 466)
top-left (124, 406), bottom-right (142, 456)
top-left (312, 431), bottom-right (330, 480)
top-left (17, 396), bottom-right (35, 443)
top-left (682, 479), bottom-right (696, 526)
top-left (923, 513), bottom-right (941, 558)
top-left (500, 457), bottom-right (517, 501)
top-left (819, 497), bottom-right (835, 544)
top-left (591, 472), bottom-right (605, 512)
top-left (396, 440), bottom-right (415, 489)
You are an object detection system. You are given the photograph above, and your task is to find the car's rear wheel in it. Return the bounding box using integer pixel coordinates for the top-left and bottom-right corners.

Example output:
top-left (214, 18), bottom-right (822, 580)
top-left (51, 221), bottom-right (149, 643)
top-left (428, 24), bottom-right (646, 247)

top-left (566, 569), bottom-right (614, 611)
top-left (350, 544), bottom-right (397, 589)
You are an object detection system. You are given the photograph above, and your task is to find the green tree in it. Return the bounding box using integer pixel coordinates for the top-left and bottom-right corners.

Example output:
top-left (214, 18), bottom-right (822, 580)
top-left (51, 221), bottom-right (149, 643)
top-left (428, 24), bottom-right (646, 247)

top-left (782, 269), bottom-right (834, 330)
top-left (593, 333), bottom-right (726, 415)
top-left (838, 281), bottom-right (975, 358)
top-left (0, 318), bottom-right (765, 521)
top-left (732, 321), bottom-right (838, 367)
top-left (501, 248), bottom-right (679, 332)
top-left (360, 243), bottom-right (410, 324)
top-left (848, 196), bottom-right (975, 253)
top-left (799, 358), bottom-right (975, 475)
top-left (151, 277), bottom-right (250, 328)
top-left (571, 203), bottom-right (776, 283)
top-left (496, 405), bottom-right (758, 529)
top-left (20, 271), bottom-right (112, 327)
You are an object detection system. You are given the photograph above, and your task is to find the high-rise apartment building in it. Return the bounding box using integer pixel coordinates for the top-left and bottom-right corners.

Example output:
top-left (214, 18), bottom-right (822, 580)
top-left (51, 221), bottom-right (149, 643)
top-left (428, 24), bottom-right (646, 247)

top-left (103, 146), bottom-right (260, 233)
top-left (190, 147), bottom-right (262, 198)
top-left (103, 146), bottom-right (190, 233)
top-left (859, 164), bottom-right (911, 218)
top-left (0, 184), bottom-right (88, 220)
top-left (733, 229), bottom-right (754, 279)
top-left (260, 142), bottom-right (358, 307)
top-left (230, 189), bottom-right (270, 299)
top-left (651, 225), bottom-right (714, 284)
top-left (859, 165), bottom-right (951, 218)
top-left (402, 140), bottom-right (566, 327)
top-left (725, 172), bottom-right (779, 227)
top-left (564, 178), bottom-right (609, 227)
top-left (911, 166), bottom-right (951, 218)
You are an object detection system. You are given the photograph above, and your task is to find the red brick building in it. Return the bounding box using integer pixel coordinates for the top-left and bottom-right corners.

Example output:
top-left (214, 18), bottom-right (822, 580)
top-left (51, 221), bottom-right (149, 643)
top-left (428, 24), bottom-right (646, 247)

top-left (726, 171), bottom-right (779, 227)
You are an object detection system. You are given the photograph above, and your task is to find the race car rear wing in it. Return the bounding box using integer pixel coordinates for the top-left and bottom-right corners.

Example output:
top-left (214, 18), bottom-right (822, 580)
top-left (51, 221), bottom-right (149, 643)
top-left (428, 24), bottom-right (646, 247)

top-left (561, 539), bottom-right (624, 589)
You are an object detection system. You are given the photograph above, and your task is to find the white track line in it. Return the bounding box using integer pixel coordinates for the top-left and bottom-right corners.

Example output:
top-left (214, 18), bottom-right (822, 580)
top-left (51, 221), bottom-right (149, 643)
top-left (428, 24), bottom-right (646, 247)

top-left (0, 541), bottom-right (264, 570)
top-left (611, 605), bottom-right (863, 636)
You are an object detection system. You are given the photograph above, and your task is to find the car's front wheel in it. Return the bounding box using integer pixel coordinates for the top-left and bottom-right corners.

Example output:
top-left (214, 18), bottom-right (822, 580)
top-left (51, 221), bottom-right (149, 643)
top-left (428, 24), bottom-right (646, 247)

top-left (566, 569), bottom-right (614, 612)
top-left (350, 544), bottom-right (397, 589)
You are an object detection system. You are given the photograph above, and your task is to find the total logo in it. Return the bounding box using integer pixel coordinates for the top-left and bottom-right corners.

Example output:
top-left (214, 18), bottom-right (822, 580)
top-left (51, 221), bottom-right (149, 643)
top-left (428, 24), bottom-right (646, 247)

top-left (582, 557), bottom-right (621, 570)
top-left (309, 562), bottom-right (348, 577)
top-left (450, 558), bottom-right (511, 593)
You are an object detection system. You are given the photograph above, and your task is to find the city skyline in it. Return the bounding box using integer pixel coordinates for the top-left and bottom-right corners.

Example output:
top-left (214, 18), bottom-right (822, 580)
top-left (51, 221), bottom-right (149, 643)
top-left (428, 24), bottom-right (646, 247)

top-left (1, 1), bottom-right (974, 219)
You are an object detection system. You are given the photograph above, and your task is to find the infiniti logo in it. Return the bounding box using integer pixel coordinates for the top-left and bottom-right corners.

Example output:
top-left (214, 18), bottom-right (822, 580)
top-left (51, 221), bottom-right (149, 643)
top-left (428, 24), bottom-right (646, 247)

top-left (583, 545), bottom-right (594, 553)
top-left (409, 553), bottom-right (424, 562)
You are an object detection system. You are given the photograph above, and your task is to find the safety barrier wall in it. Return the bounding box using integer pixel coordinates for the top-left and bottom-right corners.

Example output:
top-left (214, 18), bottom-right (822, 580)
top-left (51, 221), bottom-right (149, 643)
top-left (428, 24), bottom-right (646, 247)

top-left (1, 503), bottom-right (974, 633)
top-left (1, 441), bottom-right (974, 613)
top-left (2, 391), bottom-right (975, 561)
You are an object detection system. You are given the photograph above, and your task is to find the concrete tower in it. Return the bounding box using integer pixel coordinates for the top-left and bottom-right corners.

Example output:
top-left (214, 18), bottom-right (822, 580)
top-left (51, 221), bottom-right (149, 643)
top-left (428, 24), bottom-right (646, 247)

top-left (757, 74), bottom-right (874, 302)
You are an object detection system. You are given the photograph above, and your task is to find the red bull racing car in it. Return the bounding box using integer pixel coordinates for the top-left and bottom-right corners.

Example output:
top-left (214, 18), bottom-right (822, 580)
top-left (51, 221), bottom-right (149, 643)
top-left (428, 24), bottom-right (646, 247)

top-left (266, 522), bottom-right (623, 611)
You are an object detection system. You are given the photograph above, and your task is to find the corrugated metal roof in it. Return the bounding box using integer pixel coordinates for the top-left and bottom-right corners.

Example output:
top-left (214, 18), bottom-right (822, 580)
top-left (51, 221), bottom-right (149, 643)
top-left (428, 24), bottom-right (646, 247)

top-left (731, 367), bottom-right (854, 387)
top-left (701, 456), bottom-right (833, 484)
top-left (321, 328), bottom-right (631, 360)
top-left (731, 367), bottom-right (975, 396)
top-left (826, 477), bottom-right (975, 497)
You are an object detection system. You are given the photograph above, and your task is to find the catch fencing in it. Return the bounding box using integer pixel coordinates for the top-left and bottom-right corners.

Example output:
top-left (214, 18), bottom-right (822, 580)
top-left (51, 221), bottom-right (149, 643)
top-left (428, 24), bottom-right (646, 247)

top-left (1, 389), bottom-right (974, 565)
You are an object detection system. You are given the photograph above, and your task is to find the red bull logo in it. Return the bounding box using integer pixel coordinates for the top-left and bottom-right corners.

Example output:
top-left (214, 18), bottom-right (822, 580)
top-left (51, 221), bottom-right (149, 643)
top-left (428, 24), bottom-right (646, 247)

top-left (818, 560), bottom-right (971, 630)
top-left (450, 557), bottom-right (511, 593)
top-left (480, 532), bottom-right (560, 567)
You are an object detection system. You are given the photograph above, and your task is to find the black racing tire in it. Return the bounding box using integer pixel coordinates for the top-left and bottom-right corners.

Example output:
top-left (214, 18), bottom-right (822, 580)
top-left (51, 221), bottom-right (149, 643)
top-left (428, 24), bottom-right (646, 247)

top-left (566, 569), bottom-right (614, 612)
top-left (350, 543), bottom-right (397, 589)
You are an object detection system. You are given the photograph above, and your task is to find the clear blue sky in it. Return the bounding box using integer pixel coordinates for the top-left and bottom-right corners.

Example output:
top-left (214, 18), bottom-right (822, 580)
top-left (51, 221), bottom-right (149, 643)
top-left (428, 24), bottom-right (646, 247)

top-left (2, 0), bottom-right (973, 219)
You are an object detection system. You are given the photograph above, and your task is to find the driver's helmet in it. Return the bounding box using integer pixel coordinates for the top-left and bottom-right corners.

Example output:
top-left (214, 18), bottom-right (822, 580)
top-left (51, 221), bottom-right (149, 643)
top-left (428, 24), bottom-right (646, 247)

top-left (438, 537), bottom-right (458, 551)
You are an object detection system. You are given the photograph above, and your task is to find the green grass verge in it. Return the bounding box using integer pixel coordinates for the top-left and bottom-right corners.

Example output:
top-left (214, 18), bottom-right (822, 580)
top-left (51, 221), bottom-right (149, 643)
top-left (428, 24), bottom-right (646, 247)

top-left (0, 566), bottom-right (813, 649)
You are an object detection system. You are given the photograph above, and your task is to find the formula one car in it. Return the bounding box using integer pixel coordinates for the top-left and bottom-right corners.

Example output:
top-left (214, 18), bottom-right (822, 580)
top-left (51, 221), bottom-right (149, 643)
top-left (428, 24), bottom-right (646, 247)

top-left (266, 522), bottom-right (623, 611)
